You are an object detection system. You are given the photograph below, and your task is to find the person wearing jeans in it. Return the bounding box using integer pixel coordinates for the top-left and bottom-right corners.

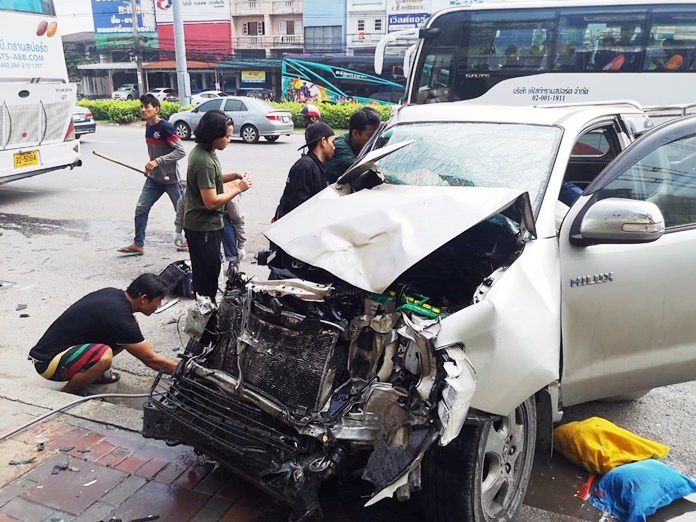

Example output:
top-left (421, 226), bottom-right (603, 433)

top-left (134, 177), bottom-right (183, 248)
top-left (222, 197), bottom-right (247, 276)
top-left (119, 93), bottom-right (185, 255)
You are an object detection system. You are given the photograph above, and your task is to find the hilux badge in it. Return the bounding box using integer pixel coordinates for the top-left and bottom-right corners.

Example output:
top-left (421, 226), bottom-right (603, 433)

top-left (570, 272), bottom-right (614, 287)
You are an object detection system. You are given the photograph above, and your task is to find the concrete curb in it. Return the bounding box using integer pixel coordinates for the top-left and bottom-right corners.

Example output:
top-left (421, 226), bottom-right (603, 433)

top-left (0, 377), bottom-right (144, 434)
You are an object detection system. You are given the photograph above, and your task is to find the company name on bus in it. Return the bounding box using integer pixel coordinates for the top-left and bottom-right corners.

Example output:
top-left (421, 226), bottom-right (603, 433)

top-left (0, 39), bottom-right (49, 54)
top-left (512, 86), bottom-right (589, 96)
top-left (334, 69), bottom-right (369, 80)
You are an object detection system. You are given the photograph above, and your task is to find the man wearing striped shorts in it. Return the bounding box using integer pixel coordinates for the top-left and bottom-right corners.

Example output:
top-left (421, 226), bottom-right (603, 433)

top-left (28, 274), bottom-right (178, 394)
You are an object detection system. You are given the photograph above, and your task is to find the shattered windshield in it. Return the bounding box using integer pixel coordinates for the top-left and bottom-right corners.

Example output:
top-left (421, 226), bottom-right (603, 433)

top-left (374, 122), bottom-right (562, 210)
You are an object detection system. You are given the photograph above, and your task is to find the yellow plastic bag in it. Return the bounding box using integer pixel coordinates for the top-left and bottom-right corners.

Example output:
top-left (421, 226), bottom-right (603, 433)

top-left (553, 417), bottom-right (669, 475)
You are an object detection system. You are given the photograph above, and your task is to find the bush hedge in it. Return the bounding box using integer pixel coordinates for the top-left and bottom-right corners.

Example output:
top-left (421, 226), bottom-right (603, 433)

top-left (77, 98), bottom-right (392, 128)
top-left (76, 99), bottom-right (190, 123)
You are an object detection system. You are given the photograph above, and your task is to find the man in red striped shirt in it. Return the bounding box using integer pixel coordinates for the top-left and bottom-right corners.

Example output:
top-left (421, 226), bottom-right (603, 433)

top-left (118, 93), bottom-right (186, 255)
top-left (29, 274), bottom-right (178, 394)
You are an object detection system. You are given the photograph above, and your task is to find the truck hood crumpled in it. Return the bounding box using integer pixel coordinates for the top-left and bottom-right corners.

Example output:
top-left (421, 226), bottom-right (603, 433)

top-left (265, 184), bottom-right (535, 294)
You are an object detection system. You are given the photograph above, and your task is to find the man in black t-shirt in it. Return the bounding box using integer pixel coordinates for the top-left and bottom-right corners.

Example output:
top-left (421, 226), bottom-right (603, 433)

top-left (269, 122), bottom-right (336, 275)
top-left (29, 274), bottom-right (178, 394)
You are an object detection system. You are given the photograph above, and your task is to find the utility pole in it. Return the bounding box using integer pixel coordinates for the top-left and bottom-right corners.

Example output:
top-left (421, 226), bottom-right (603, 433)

top-left (172, 0), bottom-right (190, 106)
top-left (130, 0), bottom-right (145, 96)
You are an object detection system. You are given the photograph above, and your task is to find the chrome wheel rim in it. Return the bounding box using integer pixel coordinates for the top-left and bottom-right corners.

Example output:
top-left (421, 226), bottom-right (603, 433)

top-left (480, 405), bottom-right (529, 518)
top-left (242, 127), bottom-right (256, 142)
top-left (175, 124), bottom-right (188, 138)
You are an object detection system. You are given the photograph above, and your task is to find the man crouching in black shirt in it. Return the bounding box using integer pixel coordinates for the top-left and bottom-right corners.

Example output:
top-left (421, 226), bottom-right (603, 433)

top-left (28, 274), bottom-right (178, 394)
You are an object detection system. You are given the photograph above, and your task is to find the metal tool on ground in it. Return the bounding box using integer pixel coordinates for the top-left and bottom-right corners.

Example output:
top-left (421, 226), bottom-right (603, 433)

top-left (92, 151), bottom-right (147, 176)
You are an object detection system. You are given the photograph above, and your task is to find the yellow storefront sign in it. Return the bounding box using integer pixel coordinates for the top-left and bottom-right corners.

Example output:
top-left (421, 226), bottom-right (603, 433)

top-left (241, 71), bottom-right (266, 83)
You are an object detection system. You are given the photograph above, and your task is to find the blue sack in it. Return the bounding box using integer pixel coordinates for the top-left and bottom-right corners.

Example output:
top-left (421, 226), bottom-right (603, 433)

top-left (590, 459), bottom-right (696, 522)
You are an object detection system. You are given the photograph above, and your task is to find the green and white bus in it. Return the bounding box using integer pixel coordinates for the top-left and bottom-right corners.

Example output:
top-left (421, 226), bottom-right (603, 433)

top-left (282, 55), bottom-right (405, 105)
top-left (376, 0), bottom-right (696, 107)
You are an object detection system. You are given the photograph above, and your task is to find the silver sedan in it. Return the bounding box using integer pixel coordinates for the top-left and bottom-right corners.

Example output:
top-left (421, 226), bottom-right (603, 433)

top-left (168, 96), bottom-right (294, 143)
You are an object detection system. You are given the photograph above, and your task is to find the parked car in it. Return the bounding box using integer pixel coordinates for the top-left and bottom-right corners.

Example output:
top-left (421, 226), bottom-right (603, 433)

top-left (111, 83), bottom-right (139, 100)
top-left (145, 103), bottom-right (696, 522)
top-left (167, 96), bottom-right (293, 143)
top-left (147, 87), bottom-right (177, 102)
top-left (233, 87), bottom-right (275, 101)
top-left (72, 106), bottom-right (95, 138)
top-left (190, 90), bottom-right (230, 106)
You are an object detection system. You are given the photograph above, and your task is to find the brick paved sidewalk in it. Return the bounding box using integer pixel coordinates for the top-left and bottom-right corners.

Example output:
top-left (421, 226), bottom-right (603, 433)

top-left (0, 407), bottom-right (287, 522)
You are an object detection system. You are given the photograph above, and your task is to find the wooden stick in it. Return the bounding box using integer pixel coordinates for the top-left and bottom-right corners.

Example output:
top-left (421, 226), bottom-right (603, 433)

top-left (92, 150), bottom-right (147, 176)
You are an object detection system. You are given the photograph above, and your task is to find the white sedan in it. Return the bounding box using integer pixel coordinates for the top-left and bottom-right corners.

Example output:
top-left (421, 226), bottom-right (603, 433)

top-left (147, 87), bottom-right (177, 101)
top-left (190, 90), bottom-right (230, 106)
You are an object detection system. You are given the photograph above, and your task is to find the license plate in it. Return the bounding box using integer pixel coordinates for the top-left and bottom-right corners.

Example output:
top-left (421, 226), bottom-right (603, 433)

top-left (282, 116), bottom-right (290, 123)
top-left (13, 150), bottom-right (39, 169)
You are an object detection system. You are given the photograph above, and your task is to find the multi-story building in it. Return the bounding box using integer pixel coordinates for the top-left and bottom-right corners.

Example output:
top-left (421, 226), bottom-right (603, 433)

top-left (230, 0), bottom-right (304, 58)
top-left (346, 0), bottom-right (387, 55)
top-left (303, 0), bottom-right (347, 54)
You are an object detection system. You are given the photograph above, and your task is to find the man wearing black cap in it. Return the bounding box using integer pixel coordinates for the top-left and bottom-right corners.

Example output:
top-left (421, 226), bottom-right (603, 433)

top-left (274, 121), bottom-right (336, 220)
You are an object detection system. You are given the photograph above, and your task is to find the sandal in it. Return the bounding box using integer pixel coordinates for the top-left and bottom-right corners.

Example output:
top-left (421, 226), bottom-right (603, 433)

top-left (93, 371), bottom-right (120, 385)
top-left (117, 244), bottom-right (144, 255)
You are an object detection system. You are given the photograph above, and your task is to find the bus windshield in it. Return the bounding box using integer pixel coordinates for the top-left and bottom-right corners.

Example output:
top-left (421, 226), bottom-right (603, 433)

top-left (283, 56), bottom-right (405, 105)
top-left (409, 2), bottom-right (696, 107)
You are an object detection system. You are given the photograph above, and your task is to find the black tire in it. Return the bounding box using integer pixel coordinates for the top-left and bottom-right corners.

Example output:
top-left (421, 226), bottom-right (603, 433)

top-left (126, 95), bottom-right (133, 100)
top-left (419, 397), bottom-right (536, 522)
top-left (174, 121), bottom-right (192, 140)
top-left (264, 135), bottom-right (280, 143)
top-left (241, 124), bottom-right (259, 143)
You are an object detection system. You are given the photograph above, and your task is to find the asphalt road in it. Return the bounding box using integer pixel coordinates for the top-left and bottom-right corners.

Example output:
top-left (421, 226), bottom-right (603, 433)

top-left (1, 125), bottom-right (695, 521)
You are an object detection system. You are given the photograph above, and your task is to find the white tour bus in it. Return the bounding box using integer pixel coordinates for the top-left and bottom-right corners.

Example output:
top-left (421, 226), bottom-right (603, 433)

top-left (0, 0), bottom-right (81, 185)
top-left (376, 0), bottom-right (696, 108)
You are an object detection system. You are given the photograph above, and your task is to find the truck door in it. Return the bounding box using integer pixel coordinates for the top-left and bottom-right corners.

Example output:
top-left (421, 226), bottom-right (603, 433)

top-left (559, 120), bottom-right (696, 406)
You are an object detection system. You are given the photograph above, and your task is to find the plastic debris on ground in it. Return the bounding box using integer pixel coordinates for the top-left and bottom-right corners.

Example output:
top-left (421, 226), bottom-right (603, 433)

top-left (553, 417), bottom-right (669, 475)
top-left (576, 473), bottom-right (595, 501)
top-left (9, 457), bottom-right (37, 465)
top-left (590, 459), bottom-right (696, 522)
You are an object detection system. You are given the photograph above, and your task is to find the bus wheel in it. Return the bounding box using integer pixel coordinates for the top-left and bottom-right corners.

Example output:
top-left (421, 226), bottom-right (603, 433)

top-left (241, 125), bottom-right (259, 143)
top-left (174, 122), bottom-right (191, 140)
top-left (264, 135), bottom-right (279, 143)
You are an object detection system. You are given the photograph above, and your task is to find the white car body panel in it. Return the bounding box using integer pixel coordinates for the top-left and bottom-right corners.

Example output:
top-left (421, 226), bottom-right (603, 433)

top-left (265, 184), bottom-right (529, 294)
top-left (435, 237), bottom-right (561, 415)
top-left (560, 197), bottom-right (696, 406)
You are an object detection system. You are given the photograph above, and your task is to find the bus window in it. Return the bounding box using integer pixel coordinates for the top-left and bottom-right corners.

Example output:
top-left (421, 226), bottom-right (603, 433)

top-left (416, 52), bottom-right (453, 104)
top-left (557, 7), bottom-right (647, 72)
top-left (468, 10), bottom-right (555, 73)
top-left (0, 0), bottom-right (54, 15)
top-left (646, 9), bottom-right (696, 71)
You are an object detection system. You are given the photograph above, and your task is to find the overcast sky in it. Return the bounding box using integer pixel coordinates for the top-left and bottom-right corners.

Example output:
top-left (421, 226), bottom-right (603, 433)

top-left (55, 0), bottom-right (94, 35)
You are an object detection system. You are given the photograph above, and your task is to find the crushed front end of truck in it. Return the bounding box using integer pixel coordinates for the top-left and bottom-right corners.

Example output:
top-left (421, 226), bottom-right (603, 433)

top-left (143, 273), bottom-right (476, 520)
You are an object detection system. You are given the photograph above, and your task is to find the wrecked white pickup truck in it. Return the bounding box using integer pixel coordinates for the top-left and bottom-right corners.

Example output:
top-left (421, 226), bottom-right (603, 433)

top-left (143, 103), bottom-right (696, 522)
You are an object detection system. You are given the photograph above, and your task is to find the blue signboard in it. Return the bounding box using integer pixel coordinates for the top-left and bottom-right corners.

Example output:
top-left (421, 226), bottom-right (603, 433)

top-left (388, 12), bottom-right (429, 33)
top-left (91, 0), bottom-right (158, 49)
